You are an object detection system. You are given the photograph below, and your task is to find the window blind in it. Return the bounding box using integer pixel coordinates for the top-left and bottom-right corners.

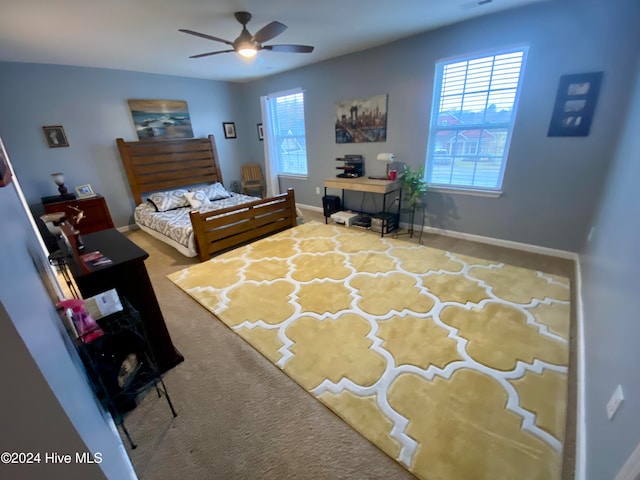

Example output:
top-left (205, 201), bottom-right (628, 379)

top-left (270, 92), bottom-right (308, 176)
top-left (426, 48), bottom-right (527, 191)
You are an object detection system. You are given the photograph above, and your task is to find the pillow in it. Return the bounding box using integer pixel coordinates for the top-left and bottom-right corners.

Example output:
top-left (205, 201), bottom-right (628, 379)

top-left (193, 182), bottom-right (232, 201)
top-left (147, 189), bottom-right (189, 212)
top-left (184, 190), bottom-right (211, 209)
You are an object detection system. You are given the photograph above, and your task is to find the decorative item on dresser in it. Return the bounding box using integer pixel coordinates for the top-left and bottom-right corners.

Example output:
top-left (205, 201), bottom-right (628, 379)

top-left (42, 194), bottom-right (114, 235)
top-left (75, 183), bottom-right (96, 198)
top-left (51, 172), bottom-right (68, 195)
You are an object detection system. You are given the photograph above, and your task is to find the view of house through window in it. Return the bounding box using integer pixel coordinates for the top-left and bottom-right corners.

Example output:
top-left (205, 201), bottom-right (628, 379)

top-left (425, 48), bottom-right (528, 191)
top-left (267, 90), bottom-right (308, 176)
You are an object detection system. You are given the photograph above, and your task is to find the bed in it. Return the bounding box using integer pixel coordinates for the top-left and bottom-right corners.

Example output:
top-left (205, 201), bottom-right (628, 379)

top-left (116, 135), bottom-right (298, 262)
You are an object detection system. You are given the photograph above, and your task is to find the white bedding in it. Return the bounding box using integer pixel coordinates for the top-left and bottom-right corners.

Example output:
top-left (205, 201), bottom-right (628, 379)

top-left (134, 193), bottom-right (260, 257)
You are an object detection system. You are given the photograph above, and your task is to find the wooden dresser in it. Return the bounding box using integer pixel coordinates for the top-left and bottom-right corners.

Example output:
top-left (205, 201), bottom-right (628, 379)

top-left (42, 195), bottom-right (114, 234)
top-left (65, 228), bottom-right (184, 374)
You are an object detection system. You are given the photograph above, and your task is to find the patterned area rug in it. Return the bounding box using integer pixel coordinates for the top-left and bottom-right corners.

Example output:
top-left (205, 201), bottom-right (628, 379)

top-left (168, 222), bottom-right (570, 479)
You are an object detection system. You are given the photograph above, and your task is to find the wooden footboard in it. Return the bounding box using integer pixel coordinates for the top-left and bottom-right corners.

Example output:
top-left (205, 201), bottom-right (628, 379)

top-left (190, 188), bottom-right (297, 262)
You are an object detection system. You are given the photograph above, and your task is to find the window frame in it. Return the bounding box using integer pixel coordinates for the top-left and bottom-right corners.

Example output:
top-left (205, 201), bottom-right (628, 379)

top-left (266, 88), bottom-right (309, 177)
top-left (425, 46), bottom-right (529, 196)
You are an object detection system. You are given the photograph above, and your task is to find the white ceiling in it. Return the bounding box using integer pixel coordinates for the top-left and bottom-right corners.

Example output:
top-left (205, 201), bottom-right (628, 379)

top-left (1, 0), bottom-right (548, 83)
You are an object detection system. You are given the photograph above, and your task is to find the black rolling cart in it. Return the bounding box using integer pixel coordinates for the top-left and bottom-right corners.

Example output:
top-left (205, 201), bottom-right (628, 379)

top-left (76, 299), bottom-right (177, 449)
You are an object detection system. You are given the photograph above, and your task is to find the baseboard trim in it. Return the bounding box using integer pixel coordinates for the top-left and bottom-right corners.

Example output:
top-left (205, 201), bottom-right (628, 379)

top-left (575, 257), bottom-right (586, 480)
top-left (406, 222), bottom-right (578, 260)
top-left (297, 203), bottom-right (323, 213)
top-left (116, 224), bottom-right (138, 233)
top-left (296, 204), bottom-right (577, 260)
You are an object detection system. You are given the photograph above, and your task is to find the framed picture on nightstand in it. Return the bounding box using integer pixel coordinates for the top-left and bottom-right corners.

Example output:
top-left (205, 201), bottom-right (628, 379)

top-left (75, 184), bottom-right (96, 198)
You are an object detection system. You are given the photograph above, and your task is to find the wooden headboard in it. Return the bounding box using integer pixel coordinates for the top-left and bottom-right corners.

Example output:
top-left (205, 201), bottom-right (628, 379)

top-left (116, 135), bottom-right (224, 205)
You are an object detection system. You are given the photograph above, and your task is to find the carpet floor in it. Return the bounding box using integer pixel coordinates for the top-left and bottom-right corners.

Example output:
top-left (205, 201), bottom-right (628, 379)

top-left (118, 207), bottom-right (577, 479)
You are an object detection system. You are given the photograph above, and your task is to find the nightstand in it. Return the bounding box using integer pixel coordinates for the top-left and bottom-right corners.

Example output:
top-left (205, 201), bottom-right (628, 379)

top-left (42, 195), bottom-right (114, 234)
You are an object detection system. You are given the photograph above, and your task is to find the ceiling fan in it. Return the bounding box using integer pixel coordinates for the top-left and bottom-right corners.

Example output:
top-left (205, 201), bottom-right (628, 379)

top-left (180, 11), bottom-right (315, 59)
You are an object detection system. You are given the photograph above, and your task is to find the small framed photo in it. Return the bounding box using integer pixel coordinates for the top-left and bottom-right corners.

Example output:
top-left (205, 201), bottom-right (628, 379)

top-left (75, 184), bottom-right (96, 198)
top-left (257, 123), bottom-right (264, 141)
top-left (222, 122), bottom-right (237, 139)
top-left (43, 125), bottom-right (69, 148)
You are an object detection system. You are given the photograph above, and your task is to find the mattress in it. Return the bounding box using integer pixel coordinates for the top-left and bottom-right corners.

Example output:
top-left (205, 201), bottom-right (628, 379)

top-left (134, 193), bottom-right (260, 256)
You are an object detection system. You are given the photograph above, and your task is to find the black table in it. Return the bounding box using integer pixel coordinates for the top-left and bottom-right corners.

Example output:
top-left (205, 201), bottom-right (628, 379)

top-left (66, 228), bottom-right (184, 374)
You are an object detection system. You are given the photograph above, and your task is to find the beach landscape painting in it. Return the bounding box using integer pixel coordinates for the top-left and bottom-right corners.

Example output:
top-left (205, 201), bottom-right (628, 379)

top-left (128, 99), bottom-right (194, 140)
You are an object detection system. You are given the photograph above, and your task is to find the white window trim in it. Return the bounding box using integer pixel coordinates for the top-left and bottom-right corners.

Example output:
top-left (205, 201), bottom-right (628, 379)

top-left (427, 186), bottom-right (503, 198)
top-left (260, 87), bottom-right (308, 195)
top-left (278, 173), bottom-right (308, 180)
top-left (425, 46), bottom-right (529, 194)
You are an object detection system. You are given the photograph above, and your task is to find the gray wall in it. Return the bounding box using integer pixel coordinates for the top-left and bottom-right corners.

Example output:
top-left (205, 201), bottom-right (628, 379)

top-left (0, 177), bottom-right (134, 479)
top-left (0, 63), bottom-right (250, 227)
top-left (240, 0), bottom-right (640, 252)
top-left (0, 0), bottom-right (637, 252)
top-left (579, 51), bottom-right (640, 479)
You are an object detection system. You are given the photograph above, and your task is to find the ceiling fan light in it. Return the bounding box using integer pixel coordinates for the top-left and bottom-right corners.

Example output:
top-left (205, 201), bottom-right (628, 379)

top-left (238, 45), bottom-right (257, 58)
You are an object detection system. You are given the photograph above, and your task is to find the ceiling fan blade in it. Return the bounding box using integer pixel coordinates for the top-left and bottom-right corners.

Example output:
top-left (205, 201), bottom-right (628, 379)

top-left (263, 44), bottom-right (314, 53)
top-left (252, 21), bottom-right (287, 44)
top-left (189, 49), bottom-right (235, 59)
top-left (179, 29), bottom-right (234, 46)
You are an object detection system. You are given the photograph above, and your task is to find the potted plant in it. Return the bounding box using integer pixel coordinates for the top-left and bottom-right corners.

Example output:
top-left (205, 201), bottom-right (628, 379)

top-left (398, 165), bottom-right (428, 238)
top-left (400, 164), bottom-right (428, 209)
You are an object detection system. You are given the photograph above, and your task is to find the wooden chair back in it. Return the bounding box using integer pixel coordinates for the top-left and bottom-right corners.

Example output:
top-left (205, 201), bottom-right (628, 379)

top-left (241, 164), bottom-right (265, 198)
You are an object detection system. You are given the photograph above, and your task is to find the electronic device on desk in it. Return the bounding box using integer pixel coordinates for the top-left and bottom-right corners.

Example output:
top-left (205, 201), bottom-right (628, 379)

top-left (336, 155), bottom-right (363, 178)
top-left (371, 212), bottom-right (399, 234)
top-left (352, 214), bottom-right (372, 228)
top-left (330, 211), bottom-right (359, 227)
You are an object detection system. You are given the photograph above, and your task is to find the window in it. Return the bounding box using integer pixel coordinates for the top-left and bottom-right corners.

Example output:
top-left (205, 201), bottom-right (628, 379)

top-left (425, 48), bottom-right (528, 192)
top-left (264, 89), bottom-right (308, 176)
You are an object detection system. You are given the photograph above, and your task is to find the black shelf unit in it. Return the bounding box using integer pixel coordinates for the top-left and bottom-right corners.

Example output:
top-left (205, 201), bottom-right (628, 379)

top-left (335, 155), bottom-right (364, 178)
top-left (75, 299), bottom-right (177, 449)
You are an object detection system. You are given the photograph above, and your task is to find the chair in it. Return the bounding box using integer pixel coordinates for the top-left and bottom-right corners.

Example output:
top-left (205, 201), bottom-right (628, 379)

top-left (241, 164), bottom-right (266, 198)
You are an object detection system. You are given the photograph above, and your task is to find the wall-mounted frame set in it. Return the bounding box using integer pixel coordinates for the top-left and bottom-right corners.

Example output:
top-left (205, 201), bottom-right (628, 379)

top-left (548, 71), bottom-right (603, 137)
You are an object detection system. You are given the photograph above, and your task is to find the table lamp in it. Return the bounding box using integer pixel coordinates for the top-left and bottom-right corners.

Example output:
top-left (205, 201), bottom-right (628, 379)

top-left (51, 172), bottom-right (68, 195)
top-left (376, 153), bottom-right (395, 179)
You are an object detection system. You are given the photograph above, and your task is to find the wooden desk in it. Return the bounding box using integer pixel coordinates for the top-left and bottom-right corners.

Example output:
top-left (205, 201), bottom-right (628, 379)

top-left (66, 229), bottom-right (184, 374)
top-left (324, 176), bottom-right (401, 195)
top-left (324, 177), bottom-right (402, 235)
